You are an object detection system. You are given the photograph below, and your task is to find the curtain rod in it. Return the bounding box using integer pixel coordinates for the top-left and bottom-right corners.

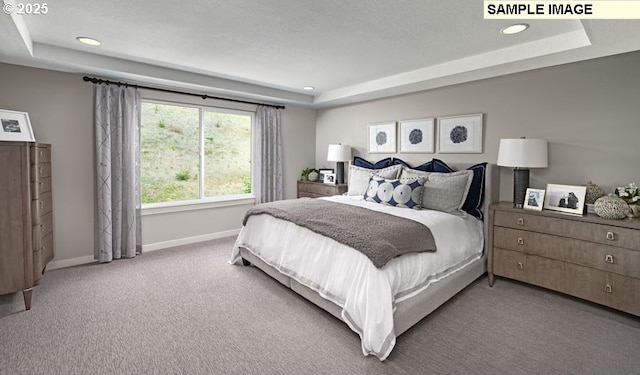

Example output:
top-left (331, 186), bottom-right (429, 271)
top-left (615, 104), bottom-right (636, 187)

top-left (82, 76), bottom-right (286, 109)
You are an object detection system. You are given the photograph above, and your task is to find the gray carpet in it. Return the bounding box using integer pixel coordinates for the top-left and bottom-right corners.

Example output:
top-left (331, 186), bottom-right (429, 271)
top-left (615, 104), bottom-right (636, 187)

top-left (1, 236), bottom-right (639, 375)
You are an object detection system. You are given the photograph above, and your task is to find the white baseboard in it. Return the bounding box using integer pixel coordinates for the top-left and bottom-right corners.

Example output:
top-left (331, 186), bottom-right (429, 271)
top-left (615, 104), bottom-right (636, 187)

top-left (141, 229), bottom-right (240, 252)
top-left (47, 229), bottom-right (240, 271)
top-left (47, 255), bottom-right (96, 271)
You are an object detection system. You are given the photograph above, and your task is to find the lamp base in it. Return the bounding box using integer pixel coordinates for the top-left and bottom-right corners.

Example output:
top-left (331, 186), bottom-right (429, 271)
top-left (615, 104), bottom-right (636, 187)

top-left (336, 162), bottom-right (345, 184)
top-left (513, 168), bottom-right (530, 208)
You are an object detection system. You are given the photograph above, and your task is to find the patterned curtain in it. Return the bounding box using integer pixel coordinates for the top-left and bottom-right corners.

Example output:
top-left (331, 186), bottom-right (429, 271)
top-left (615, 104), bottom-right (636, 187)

top-left (94, 85), bottom-right (142, 262)
top-left (254, 106), bottom-right (283, 203)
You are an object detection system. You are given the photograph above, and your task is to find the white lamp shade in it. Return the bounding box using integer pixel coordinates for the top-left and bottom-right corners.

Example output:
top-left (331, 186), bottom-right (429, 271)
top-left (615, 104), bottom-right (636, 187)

top-left (327, 144), bottom-right (351, 162)
top-left (497, 138), bottom-right (548, 168)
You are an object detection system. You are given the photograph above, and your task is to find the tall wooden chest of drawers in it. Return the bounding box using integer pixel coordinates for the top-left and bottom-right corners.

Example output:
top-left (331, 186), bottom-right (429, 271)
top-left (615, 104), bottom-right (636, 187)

top-left (0, 142), bottom-right (53, 310)
top-left (488, 202), bottom-right (640, 316)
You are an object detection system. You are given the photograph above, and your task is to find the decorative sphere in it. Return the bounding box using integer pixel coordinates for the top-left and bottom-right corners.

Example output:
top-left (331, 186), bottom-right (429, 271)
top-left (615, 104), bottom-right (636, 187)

top-left (585, 181), bottom-right (606, 204)
top-left (594, 196), bottom-right (629, 220)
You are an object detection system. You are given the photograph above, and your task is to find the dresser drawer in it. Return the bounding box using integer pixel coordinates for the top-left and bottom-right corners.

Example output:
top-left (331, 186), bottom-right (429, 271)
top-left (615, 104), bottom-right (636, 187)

top-left (297, 181), bottom-right (347, 198)
top-left (30, 176), bottom-right (52, 200)
top-left (563, 263), bottom-right (640, 316)
top-left (298, 191), bottom-right (324, 198)
top-left (32, 211), bottom-right (53, 249)
top-left (493, 248), bottom-right (564, 292)
top-left (494, 210), bottom-right (640, 250)
top-left (493, 248), bottom-right (528, 283)
top-left (30, 145), bottom-right (51, 164)
top-left (494, 227), bottom-right (640, 278)
top-left (306, 184), bottom-right (338, 196)
top-left (32, 191), bottom-right (53, 221)
top-left (40, 232), bottom-right (53, 267)
top-left (31, 162), bottom-right (51, 179)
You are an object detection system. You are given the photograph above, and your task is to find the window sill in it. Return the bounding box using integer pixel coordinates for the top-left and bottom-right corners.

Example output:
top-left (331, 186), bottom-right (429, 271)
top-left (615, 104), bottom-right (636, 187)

top-left (142, 195), bottom-right (255, 216)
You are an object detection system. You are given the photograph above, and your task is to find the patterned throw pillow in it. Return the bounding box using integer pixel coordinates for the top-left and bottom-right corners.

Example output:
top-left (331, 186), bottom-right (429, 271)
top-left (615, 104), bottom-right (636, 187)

top-left (363, 176), bottom-right (425, 209)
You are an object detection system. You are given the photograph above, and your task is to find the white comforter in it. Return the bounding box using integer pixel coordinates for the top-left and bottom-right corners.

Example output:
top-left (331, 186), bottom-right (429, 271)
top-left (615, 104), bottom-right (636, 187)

top-left (229, 195), bottom-right (483, 360)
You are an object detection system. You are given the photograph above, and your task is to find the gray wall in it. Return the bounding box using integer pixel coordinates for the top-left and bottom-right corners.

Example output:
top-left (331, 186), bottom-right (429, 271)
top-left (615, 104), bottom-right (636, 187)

top-left (0, 62), bottom-right (317, 267)
top-left (3, 50), bottom-right (639, 266)
top-left (316, 51), bottom-right (640, 201)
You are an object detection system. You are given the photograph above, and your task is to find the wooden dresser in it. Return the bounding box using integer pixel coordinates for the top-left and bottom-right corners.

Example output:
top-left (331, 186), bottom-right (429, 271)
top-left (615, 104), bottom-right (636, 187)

top-left (0, 142), bottom-right (54, 310)
top-left (488, 202), bottom-right (640, 316)
top-left (297, 180), bottom-right (348, 198)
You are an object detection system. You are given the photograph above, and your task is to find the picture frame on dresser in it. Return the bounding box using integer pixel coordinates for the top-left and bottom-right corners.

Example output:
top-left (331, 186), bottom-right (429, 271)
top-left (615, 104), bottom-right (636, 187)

top-left (0, 109), bottom-right (35, 142)
top-left (318, 168), bottom-right (334, 183)
top-left (543, 184), bottom-right (586, 215)
top-left (323, 172), bottom-right (336, 184)
top-left (523, 188), bottom-right (545, 211)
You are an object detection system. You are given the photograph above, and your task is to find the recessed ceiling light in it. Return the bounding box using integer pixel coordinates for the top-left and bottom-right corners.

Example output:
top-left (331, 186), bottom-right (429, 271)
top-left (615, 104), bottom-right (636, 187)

top-left (303, 86), bottom-right (315, 91)
top-left (76, 37), bottom-right (102, 46)
top-left (501, 24), bottom-right (529, 35)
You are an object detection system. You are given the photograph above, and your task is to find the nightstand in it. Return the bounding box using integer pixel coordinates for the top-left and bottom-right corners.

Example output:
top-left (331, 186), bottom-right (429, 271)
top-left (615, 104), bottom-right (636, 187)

top-left (297, 180), bottom-right (347, 198)
top-left (488, 201), bottom-right (640, 316)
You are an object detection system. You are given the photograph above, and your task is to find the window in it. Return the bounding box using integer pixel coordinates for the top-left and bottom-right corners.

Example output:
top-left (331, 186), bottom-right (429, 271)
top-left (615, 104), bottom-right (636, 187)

top-left (140, 101), bottom-right (252, 205)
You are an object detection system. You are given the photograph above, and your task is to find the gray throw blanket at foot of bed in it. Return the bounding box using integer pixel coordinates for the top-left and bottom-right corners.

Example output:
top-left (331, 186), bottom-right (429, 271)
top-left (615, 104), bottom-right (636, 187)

top-left (243, 198), bottom-right (436, 268)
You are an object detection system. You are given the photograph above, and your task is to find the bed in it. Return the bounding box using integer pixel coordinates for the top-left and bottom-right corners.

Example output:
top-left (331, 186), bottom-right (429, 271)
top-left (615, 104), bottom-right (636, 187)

top-left (230, 160), bottom-right (499, 360)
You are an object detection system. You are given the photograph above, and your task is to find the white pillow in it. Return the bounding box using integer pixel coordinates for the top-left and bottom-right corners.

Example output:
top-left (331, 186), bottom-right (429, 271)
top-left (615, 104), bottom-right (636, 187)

top-left (347, 164), bottom-right (402, 196)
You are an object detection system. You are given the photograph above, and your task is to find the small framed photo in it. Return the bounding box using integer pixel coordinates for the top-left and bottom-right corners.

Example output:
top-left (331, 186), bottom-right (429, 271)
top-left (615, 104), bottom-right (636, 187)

top-left (543, 184), bottom-right (587, 215)
top-left (368, 121), bottom-right (397, 154)
top-left (323, 172), bottom-right (336, 185)
top-left (0, 109), bottom-right (35, 142)
top-left (524, 188), bottom-right (545, 211)
top-left (437, 113), bottom-right (483, 153)
top-left (318, 169), bottom-right (334, 183)
top-left (399, 118), bottom-right (434, 153)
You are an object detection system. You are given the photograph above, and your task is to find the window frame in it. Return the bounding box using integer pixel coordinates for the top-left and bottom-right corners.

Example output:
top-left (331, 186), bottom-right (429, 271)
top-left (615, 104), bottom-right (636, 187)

top-left (140, 99), bottom-right (255, 212)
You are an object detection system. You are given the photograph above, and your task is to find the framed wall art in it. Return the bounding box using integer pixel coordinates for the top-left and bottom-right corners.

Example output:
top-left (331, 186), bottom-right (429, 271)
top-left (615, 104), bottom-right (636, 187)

top-left (437, 113), bottom-right (483, 153)
top-left (523, 188), bottom-right (545, 211)
top-left (399, 118), bottom-right (434, 153)
top-left (0, 109), bottom-right (35, 142)
top-left (368, 121), bottom-right (396, 154)
top-left (543, 184), bottom-right (586, 215)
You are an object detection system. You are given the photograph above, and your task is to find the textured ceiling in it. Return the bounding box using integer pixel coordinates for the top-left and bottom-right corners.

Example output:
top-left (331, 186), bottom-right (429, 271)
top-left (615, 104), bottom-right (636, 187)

top-left (1, 0), bottom-right (640, 108)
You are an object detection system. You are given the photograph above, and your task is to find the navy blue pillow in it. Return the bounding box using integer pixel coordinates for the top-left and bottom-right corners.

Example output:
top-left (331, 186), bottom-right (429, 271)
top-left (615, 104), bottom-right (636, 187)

top-left (391, 158), bottom-right (410, 167)
top-left (391, 158), bottom-right (433, 171)
top-left (412, 160), bottom-right (434, 172)
top-left (432, 159), bottom-right (487, 220)
top-left (353, 156), bottom-right (393, 169)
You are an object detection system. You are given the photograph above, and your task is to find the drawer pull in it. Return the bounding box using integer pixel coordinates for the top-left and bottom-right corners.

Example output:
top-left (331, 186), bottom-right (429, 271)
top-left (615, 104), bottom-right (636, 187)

top-left (517, 262), bottom-right (524, 270)
top-left (605, 254), bottom-right (614, 264)
top-left (517, 218), bottom-right (524, 226)
top-left (604, 284), bottom-right (612, 293)
top-left (605, 231), bottom-right (615, 241)
top-left (517, 237), bottom-right (524, 245)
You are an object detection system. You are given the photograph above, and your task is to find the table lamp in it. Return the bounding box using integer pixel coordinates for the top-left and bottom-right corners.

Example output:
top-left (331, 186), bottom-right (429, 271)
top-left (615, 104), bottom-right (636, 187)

top-left (497, 138), bottom-right (548, 208)
top-left (327, 144), bottom-right (351, 184)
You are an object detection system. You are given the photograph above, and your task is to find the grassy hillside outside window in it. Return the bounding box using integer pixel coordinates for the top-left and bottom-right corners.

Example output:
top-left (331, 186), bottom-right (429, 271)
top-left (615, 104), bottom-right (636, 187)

top-left (141, 101), bottom-right (252, 204)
